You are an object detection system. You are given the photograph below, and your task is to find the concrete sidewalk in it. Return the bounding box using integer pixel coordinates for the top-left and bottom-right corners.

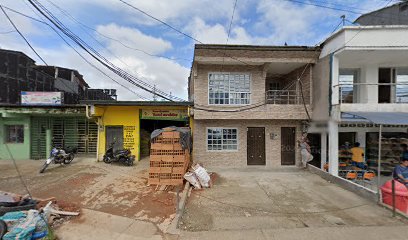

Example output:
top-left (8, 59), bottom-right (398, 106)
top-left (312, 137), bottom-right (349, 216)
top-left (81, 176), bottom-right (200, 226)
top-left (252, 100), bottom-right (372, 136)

top-left (180, 167), bottom-right (408, 239)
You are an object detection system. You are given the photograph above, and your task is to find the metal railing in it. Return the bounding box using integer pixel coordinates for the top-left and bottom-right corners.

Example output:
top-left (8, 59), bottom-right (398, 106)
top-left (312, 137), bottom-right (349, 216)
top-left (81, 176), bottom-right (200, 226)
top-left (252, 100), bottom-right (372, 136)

top-left (266, 90), bottom-right (300, 104)
top-left (334, 83), bottom-right (408, 104)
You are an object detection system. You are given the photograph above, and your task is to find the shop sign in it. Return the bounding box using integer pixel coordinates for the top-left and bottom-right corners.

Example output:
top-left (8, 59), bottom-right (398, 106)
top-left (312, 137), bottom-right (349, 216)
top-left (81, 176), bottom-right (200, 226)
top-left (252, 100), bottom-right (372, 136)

top-left (141, 109), bottom-right (188, 121)
top-left (123, 126), bottom-right (136, 151)
top-left (21, 92), bottom-right (63, 106)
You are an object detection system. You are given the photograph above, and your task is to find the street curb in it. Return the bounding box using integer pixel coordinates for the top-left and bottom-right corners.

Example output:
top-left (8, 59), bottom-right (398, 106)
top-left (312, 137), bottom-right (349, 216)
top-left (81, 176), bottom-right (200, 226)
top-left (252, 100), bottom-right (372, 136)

top-left (378, 202), bottom-right (408, 220)
top-left (307, 164), bottom-right (378, 202)
top-left (166, 182), bottom-right (191, 234)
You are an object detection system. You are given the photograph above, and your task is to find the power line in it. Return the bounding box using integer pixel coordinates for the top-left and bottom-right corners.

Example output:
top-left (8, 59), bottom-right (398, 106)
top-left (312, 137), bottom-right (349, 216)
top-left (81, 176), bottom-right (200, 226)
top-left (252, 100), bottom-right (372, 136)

top-left (118, 0), bottom-right (252, 66)
top-left (42, 0), bottom-right (191, 63)
top-left (282, 0), bottom-right (408, 22)
top-left (0, 5), bottom-right (47, 65)
top-left (2, 4), bottom-right (150, 101)
top-left (31, 0), bottom-right (183, 101)
top-left (27, 0), bottom-right (181, 101)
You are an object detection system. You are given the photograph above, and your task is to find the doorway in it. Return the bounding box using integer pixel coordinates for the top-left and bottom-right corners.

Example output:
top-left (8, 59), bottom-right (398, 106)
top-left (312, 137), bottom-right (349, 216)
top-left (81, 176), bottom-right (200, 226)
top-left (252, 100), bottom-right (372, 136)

top-left (139, 119), bottom-right (188, 157)
top-left (307, 133), bottom-right (321, 168)
top-left (247, 127), bottom-right (265, 165)
top-left (105, 126), bottom-right (123, 152)
top-left (281, 127), bottom-right (296, 165)
top-left (378, 68), bottom-right (393, 103)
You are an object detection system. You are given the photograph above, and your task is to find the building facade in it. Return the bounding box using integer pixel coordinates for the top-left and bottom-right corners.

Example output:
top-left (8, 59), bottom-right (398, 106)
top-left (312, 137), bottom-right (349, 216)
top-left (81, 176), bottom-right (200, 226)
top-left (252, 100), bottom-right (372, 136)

top-left (310, 26), bottom-right (408, 191)
top-left (189, 45), bottom-right (319, 167)
top-left (355, 2), bottom-right (408, 26)
top-left (85, 101), bottom-right (192, 161)
top-left (0, 106), bottom-right (97, 160)
top-left (0, 48), bottom-right (117, 160)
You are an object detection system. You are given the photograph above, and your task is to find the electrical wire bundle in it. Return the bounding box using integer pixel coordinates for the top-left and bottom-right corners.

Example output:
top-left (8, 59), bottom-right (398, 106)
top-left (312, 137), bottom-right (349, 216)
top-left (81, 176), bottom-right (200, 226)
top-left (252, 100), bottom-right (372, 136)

top-left (26, 0), bottom-right (185, 102)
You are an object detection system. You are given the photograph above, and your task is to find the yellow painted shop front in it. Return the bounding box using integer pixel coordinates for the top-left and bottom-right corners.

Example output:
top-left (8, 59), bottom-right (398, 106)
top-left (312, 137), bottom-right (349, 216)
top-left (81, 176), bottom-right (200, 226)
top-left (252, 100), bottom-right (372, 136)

top-left (87, 102), bottom-right (192, 161)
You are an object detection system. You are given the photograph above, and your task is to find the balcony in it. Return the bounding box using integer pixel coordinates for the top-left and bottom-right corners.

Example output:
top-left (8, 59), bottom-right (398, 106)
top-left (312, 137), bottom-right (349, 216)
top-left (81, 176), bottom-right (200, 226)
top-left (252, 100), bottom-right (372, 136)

top-left (336, 83), bottom-right (408, 104)
top-left (266, 90), bottom-right (301, 104)
top-left (333, 82), bottom-right (408, 114)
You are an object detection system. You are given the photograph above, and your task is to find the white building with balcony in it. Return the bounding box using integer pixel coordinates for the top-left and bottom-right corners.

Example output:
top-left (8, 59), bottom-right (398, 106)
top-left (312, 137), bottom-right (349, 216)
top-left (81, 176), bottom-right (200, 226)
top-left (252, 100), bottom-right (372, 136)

top-left (310, 25), bottom-right (408, 192)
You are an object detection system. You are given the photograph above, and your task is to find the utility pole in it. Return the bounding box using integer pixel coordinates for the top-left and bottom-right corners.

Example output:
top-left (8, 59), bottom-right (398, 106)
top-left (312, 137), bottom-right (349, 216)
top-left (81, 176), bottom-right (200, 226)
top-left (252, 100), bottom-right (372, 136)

top-left (341, 15), bottom-right (346, 26)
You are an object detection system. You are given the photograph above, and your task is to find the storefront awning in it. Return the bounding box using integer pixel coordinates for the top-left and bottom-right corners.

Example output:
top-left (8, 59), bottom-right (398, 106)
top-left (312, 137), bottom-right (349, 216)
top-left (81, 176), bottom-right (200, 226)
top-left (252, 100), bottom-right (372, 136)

top-left (342, 112), bottom-right (408, 125)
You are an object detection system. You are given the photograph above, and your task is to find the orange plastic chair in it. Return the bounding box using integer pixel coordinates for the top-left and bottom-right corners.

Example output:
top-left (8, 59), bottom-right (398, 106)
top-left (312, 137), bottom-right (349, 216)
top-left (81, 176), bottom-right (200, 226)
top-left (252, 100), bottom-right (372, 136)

top-left (346, 171), bottom-right (358, 181)
top-left (363, 171), bottom-right (376, 181)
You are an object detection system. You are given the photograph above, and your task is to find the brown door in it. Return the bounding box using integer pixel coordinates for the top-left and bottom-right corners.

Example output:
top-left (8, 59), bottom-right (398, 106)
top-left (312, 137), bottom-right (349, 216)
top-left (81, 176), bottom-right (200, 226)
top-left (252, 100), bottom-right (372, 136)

top-left (247, 127), bottom-right (265, 165)
top-left (281, 127), bottom-right (296, 165)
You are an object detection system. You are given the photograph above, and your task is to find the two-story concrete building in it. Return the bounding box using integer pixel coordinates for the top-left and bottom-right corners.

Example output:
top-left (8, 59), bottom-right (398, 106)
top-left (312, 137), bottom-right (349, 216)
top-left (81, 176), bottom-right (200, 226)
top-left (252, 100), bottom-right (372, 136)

top-left (310, 25), bottom-right (408, 191)
top-left (189, 44), bottom-right (319, 167)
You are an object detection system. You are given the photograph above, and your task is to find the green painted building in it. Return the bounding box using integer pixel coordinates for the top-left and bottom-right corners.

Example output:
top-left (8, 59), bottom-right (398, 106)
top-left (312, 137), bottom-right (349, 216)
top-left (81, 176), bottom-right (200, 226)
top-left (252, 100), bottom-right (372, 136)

top-left (0, 106), bottom-right (97, 160)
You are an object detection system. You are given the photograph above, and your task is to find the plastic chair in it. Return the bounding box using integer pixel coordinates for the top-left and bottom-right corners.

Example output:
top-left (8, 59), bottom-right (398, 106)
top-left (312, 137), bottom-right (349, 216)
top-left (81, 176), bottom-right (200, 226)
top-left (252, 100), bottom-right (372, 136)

top-left (346, 171), bottom-right (358, 182)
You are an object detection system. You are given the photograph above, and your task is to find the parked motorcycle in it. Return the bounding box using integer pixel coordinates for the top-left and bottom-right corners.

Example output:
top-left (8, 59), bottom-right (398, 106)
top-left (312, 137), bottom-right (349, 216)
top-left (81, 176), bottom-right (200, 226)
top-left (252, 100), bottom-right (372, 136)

top-left (39, 146), bottom-right (77, 173)
top-left (103, 141), bottom-right (135, 166)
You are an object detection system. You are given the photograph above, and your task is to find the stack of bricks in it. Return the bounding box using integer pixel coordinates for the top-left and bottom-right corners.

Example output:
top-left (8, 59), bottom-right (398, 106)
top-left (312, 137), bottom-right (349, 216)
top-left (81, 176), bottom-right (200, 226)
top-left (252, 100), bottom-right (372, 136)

top-left (148, 130), bottom-right (190, 186)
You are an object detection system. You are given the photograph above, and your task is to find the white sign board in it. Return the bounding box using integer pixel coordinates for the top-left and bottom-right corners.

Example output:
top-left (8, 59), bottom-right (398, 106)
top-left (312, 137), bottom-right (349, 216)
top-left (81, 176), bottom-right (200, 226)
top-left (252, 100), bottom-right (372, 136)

top-left (21, 92), bottom-right (63, 106)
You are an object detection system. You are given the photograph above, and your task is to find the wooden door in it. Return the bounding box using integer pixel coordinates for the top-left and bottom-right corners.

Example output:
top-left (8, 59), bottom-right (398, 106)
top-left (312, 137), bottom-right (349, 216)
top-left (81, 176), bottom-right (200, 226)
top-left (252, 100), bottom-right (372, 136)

top-left (106, 126), bottom-right (124, 151)
top-left (247, 127), bottom-right (265, 165)
top-left (281, 127), bottom-right (296, 165)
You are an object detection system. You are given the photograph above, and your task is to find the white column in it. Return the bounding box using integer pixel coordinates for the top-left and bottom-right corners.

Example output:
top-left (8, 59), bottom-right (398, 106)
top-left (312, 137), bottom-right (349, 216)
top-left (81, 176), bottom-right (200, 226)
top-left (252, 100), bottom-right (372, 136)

top-left (356, 131), bottom-right (366, 148)
top-left (328, 120), bottom-right (339, 176)
top-left (359, 65), bottom-right (378, 104)
top-left (331, 55), bottom-right (340, 105)
top-left (321, 132), bottom-right (327, 170)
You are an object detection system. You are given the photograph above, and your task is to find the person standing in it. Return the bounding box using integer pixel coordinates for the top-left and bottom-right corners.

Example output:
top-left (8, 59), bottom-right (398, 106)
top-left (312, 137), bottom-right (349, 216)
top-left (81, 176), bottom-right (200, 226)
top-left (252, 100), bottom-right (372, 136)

top-left (350, 142), bottom-right (365, 169)
top-left (393, 144), bottom-right (408, 187)
top-left (298, 133), bottom-right (313, 168)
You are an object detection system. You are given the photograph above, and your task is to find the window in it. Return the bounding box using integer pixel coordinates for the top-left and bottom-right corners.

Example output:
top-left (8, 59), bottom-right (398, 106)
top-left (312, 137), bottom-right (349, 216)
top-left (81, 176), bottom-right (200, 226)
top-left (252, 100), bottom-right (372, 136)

top-left (396, 68), bottom-right (408, 103)
top-left (207, 128), bottom-right (237, 151)
top-left (5, 125), bottom-right (24, 143)
top-left (339, 69), bottom-right (359, 103)
top-left (208, 73), bottom-right (250, 105)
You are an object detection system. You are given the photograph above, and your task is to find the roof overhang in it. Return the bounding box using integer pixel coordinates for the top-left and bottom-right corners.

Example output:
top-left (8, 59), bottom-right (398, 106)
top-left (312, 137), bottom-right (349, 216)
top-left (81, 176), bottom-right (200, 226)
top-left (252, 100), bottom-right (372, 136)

top-left (342, 112), bottom-right (408, 125)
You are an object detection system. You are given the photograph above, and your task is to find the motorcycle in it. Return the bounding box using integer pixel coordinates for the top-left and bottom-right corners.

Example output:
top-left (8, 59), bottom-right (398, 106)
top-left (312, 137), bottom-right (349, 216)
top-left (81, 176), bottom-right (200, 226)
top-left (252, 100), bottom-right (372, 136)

top-left (39, 146), bottom-right (77, 173)
top-left (103, 141), bottom-right (135, 166)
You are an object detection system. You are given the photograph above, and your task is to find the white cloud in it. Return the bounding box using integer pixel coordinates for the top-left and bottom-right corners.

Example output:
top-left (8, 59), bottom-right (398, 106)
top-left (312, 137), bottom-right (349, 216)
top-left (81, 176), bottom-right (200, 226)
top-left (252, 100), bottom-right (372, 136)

top-left (185, 17), bottom-right (253, 44)
top-left (96, 23), bottom-right (172, 55)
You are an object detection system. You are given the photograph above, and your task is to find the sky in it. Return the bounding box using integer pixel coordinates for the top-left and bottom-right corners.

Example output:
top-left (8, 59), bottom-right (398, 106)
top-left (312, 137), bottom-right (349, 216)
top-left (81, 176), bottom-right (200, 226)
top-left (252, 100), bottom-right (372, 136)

top-left (0, 0), bottom-right (400, 101)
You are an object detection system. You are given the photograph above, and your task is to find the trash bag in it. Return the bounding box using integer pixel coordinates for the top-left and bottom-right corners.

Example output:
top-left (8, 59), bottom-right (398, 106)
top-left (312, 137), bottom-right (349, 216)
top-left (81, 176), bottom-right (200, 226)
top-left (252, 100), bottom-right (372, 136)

top-left (192, 164), bottom-right (211, 188)
top-left (184, 172), bottom-right (201, 189)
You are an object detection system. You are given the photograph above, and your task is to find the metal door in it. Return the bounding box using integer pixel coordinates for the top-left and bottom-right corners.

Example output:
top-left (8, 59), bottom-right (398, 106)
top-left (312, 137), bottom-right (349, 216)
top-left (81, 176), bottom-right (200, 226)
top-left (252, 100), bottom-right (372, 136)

top-left (105, 126), bottom-right (124, 152)
top-left (31, 117), bottom-right (48, 159)
top-left (281, 127), bottom-right (296, 165)
top-left (247, 127), bottom-right (266, 165)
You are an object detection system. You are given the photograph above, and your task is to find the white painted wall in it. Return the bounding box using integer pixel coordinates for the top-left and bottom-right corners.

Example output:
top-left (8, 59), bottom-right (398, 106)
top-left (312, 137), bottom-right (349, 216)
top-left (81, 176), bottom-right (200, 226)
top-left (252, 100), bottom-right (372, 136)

top-left (321, 26), bottom-right (408, 58)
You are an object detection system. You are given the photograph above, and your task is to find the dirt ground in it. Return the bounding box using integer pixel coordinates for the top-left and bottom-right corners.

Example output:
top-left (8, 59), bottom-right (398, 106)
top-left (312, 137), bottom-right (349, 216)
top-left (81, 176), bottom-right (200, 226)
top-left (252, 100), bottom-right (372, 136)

top-left (0, 156), bottom-right (178, 235)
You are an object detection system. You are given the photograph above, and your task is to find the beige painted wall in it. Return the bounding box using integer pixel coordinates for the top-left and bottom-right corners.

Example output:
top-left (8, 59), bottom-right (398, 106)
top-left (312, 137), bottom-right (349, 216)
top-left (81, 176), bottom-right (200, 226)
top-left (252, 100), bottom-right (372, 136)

top-left (193, 64), bottom-right (311, 120)
top-left (192, 119), bottom-right (303, 167)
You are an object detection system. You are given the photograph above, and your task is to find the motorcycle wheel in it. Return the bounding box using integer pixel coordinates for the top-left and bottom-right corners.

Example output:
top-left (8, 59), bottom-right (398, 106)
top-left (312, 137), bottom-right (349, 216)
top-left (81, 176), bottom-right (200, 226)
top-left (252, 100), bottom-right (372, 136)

top-left (39, 163), bottom-right (49, 173)
top-left (103, 155), bottom-right (112, 163)
top-left (64, 153), bottom-right (75, 164)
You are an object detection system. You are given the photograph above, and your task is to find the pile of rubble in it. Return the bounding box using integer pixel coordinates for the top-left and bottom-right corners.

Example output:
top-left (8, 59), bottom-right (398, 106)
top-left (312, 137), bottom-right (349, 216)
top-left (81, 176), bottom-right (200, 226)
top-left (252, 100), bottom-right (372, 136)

top-left (0, 191), bottom-right (80, 239)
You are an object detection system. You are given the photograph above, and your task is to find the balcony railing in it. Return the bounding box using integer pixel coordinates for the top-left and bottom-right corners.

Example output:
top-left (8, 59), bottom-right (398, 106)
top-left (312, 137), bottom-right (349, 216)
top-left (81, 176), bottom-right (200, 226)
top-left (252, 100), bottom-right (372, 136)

top-left (334, 83), bottom-right (408, 104)
top-left (266, 90), bottom-right (300, 104)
